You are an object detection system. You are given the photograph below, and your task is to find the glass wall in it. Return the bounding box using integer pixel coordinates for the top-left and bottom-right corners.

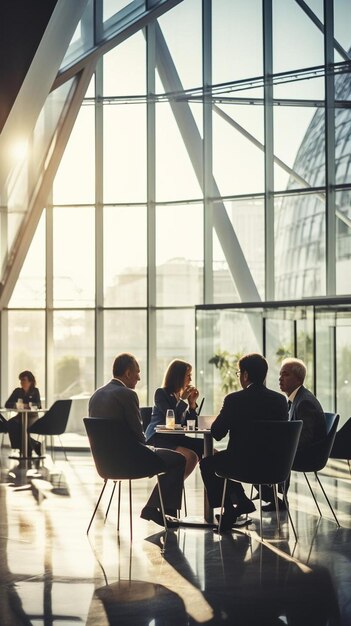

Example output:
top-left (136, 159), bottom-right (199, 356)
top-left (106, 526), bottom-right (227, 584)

top-left (1, 0), bottom-right (350, 442)
top-left (196, 300), bottom-right (351, 423)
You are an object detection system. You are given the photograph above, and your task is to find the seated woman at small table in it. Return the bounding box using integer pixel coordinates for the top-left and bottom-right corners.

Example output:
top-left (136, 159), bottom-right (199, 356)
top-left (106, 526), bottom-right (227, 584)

top-left (5, 370), bottom-right (42, 456)
top-left (145, 359), bottom-right (204, 480)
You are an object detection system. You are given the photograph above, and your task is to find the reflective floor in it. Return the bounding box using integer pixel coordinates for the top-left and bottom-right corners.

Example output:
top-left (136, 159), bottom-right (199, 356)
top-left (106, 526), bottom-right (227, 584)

top-left (0, 443), bottom-right (350, 625)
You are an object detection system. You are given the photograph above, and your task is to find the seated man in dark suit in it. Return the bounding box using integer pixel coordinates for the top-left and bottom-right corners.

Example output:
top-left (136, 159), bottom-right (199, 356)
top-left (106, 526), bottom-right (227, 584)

top-left (261, 357), bottom-right (327, 511)
top-left (200, 353), bottom-right (289, 531)
top-left (88, 353), bottom-right (185, 528)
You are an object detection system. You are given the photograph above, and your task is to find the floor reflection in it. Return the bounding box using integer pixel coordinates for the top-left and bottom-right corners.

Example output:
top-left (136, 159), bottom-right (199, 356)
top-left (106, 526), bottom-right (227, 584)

top-left (0, 448), bottom-right (350, 625)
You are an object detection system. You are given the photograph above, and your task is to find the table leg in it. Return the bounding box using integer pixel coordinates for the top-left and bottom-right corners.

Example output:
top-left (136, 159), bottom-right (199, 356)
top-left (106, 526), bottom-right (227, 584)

top-left (21, 410), bottom-right (28, 458)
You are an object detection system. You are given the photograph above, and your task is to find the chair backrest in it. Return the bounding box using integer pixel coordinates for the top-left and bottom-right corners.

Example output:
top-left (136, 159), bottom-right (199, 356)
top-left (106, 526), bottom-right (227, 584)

top-left (28, 399), bottom-right (72, 435)
top-left (293, 413), bottom-right (339, 472)
top-left (324, 412), bottom-right (339, 434)
top-left (140, 406), bottom-right (152, 432)
top-left (330, 416), bottom-right (351, 459)
top-left (221, 420), bottom-right (303, 486)
top-left (83, 417), bottom-right (166, 481)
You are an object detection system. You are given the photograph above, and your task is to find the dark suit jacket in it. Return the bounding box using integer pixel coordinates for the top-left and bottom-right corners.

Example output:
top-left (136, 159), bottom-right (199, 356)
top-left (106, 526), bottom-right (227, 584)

top-left (290, 385), bottom-right (326, 448)
top-left (211, 383), bottom-right (288, 453)
top-left (88, 379), bottom-right (145, 444)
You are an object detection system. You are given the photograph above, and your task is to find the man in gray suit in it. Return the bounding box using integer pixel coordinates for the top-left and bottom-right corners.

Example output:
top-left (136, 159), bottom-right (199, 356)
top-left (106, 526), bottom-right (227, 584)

top-left (262, 357), bottom-right (326, 511)
top-left (88, 353), bottom-right (185, 528)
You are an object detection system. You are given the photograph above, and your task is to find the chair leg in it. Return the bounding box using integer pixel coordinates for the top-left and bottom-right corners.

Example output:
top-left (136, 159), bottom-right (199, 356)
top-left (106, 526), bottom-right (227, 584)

top-left (129, 480), bottom-right (133, 542)
top-left (218, 479), bottom-right (228, 534)
top-left (156, 475), bottom-right (167, 532)
top-left (117, 481), bottom-right (121, 531)
top-left (105, 481), bottom-right (117, 524)
top-left (87, 479), bottom-right (108, 534)
top-left (304, 472), bottom-right (323, 517)
top-left (314, 472), bottom-right (340, 527)
top-left (183, 485), bottom-right (187, 516)
top-left (272, 484), bottom-right (280, 532)
top-left (281, 485), bottom-right (298, 542)
top-left (258, 485), bottom-right (263, 540)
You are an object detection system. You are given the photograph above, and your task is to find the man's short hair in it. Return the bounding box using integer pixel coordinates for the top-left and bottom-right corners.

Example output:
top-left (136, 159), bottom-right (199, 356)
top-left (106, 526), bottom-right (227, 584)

top-left (113, 353), bottom-right (137, 378)
top-left (281, 357), bottom-right (306, 383)
top-left (238, 353), bottom-right (268, 384)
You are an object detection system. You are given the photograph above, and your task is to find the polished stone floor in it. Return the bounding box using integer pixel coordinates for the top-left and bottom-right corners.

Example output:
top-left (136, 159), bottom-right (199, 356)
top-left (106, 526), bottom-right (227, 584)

top-left (0, 442), bottom-right (350, 626)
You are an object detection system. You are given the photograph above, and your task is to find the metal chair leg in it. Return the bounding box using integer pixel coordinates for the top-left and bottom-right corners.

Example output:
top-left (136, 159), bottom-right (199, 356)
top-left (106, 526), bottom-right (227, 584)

top-left (281, 486), bottom-right (298, 542)
top-left (272, 484), bottom-right (280, 532)
top-left (218, 479), bottom-right (228, 534)
top-left (183, 485), bottom-right (187, 516)
top-left (314, 472), bottom-right (340, 526)
top-left (156, 475), bottom-right (167, 531)
top-left (304, 472), bottom-right (323, 517)
top-left (129, 480), bottom-right (133, 541)
top-left (117, 481), bottom-right (121, 531)
top-left (105, 481), bottom-right (117, 524)
top-left (87, 479), bottom-right (108, 534)
top-left (258, 484), bottom-right (263, 540)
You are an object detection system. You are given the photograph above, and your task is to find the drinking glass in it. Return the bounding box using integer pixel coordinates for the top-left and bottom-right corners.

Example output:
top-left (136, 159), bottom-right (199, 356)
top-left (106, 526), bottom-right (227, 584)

top-left (187, 419), bottom-right (196, 431)
top-left (166, 409), bottom-right (175, 429)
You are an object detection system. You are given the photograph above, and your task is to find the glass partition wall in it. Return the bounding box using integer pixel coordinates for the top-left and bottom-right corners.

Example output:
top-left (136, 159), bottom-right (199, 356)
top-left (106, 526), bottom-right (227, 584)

top-left (0, 1), bottom-right (350, 445)
top-left (196, 299), bottom-right (351, 425)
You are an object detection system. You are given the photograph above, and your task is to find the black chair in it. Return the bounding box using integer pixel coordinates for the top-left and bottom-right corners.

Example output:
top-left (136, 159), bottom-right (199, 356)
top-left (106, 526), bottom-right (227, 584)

top-left (140, 406), bottom-right (152, 432)
top-left (329, 415), bottom-right (351, 476)
top-left (27, 399), bottom-right (72, 461)
top-left (216, 420), bottom-right (303, 540)
top-left (0, 413), bottom-right (8, 448)
top-left (292, 412), bottom-right (340, 526)
top-left (83, 417), bottom-right (168, 540)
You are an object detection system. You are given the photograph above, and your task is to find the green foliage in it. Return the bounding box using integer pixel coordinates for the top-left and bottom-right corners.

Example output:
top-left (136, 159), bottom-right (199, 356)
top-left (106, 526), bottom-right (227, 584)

top-left (209, 349), bottom-right (244, 394)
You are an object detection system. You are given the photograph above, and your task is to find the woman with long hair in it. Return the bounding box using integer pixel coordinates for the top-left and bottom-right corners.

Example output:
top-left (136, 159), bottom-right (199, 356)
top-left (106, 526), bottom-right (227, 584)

top-left (5, 370), bottom-right (42, 456)
top-left (145, 359), bottom-right (204, 480)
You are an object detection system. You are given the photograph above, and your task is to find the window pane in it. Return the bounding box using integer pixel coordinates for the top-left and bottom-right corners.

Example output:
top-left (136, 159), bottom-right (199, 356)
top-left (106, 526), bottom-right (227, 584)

top-left (275, 193), bottom-right (326, 298)
top-left (214, 198), bottom-right (265, 301)
top-left (213, 229), bottom-right (240, 304)
top-left (104, 310), bottom-right (147, 404)
top-left (334, 0), bottom-right (351, 58)
top-left (9, 213), bottom-right (46, 308)
top-left (336, 189), bottom-right (351, 295)
top-left (196, 308), bottom-right (262, 414)
top-left (53, 105), bottom-right (95, 205)
top-left (53, 207), bottom-right (95, 307)
top-left (103, 0), bottom-right (133, 22)
top-left (104, 206), bottom-right (147, 306)
top-left (156, 203), bottom-right (203, 306)
top-left (7, 311), bottom-right (46, 403)
top-left (212, 0), bottom-right (263, 84)
top-left (103, 31), bottom-right (146, 96)
top-left (53, 310), bottom-right (95, 399)
top-left (104, 104), bottom-right (146, 203)
top-left (273, 0), bottom-right (324, 74)
top-left (155, 308), bottom-right (195, 388)
top-left (274, 106), bottom-right (324, 191)
top-left (157, 0), bottom-right (202, 93)
top-left (213, 101), bottom-right (264, 195)
top-left (155, 102), bottom-right (202, 202)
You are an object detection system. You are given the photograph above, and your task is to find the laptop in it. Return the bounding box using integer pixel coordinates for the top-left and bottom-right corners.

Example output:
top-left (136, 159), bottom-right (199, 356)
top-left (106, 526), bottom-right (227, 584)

top-left (197, 415), bottom-right (216, 430)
